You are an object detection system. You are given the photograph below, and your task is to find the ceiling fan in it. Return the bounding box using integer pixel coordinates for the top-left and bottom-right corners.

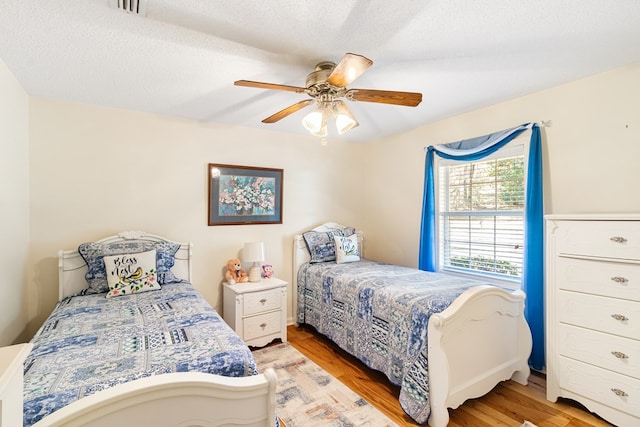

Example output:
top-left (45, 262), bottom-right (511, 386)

top-left (234, 53), bottom-right (422, 137)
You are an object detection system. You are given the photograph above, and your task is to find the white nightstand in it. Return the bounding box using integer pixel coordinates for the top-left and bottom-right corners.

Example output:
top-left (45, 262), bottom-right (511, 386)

top-left (223, 277), bottom-right (288, 347)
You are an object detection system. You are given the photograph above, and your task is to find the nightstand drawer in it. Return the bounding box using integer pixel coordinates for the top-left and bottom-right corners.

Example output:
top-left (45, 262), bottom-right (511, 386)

top-left (243, 311), bottom-right (282, 341)
top-left (243, 288), bottom-right (282, 316)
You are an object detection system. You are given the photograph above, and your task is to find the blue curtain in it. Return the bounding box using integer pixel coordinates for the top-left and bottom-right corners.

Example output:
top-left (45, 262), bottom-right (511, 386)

top-left (523, 124), bottom-right (544, 370)
top-left (419, 123), bottom-right (544, 370)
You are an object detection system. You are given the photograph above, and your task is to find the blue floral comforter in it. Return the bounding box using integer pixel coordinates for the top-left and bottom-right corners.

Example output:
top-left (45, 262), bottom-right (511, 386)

top-left (24, 281), bottom-right (257, 427)
top-left (297, 259), bottom-right (494, 424)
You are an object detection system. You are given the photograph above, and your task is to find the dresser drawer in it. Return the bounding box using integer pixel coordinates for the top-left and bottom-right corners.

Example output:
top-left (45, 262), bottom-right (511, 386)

top-left (243, 311), bottom-right (282, 341)
top-left (556, 256), bottom-right (640, 301)
top-left (557, 290), bottom-right (639, 340)
top-left (559, 356), bottom-right (640, 418)
top-left (243, 288), bottom-right (282, 316)
top-left (558, 323), bottom-right (640, 379)
top-left (555, 220), bottom-right (640, 260)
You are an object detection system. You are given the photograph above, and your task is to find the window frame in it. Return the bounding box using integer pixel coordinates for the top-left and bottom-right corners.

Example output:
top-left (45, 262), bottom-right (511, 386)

top-left (433, 136), bottom-right (530, 289)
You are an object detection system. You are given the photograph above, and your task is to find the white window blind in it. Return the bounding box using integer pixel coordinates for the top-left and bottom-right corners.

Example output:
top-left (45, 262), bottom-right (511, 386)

top-left (438, 148), bottom-right (524, 279)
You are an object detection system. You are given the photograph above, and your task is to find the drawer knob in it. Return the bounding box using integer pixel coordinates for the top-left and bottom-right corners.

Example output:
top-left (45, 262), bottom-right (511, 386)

top-left (259, 323), bottom-right (267, 329)
top-left (609, 236), bottom-right (628, 244)
top-left (611, 276), bottom-right (629, 284)
top-left (260, 298), bottom-right (267, 304)
top-left (611, 388), bottom-right (629, 398)
top-left (611, 314), bottom-right (629, 322)
top-left (611, 351), bottom-right (629, 359)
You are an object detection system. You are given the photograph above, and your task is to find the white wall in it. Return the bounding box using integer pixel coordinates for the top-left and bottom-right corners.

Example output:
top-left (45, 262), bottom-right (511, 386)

top-left (26, 98), bottom-right (365, 336)
top-left (363, 62), bottom-right (640, 267)
top-left (0, 59), bottom-right (30, 346)
top-left (17, 61), bottom-right (640, 341)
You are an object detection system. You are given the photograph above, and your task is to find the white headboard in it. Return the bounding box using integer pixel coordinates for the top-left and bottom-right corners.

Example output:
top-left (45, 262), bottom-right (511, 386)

top-left (292, 223), bottom-right (363, 323)
top-left (57, 231), bottom-right (193, 301)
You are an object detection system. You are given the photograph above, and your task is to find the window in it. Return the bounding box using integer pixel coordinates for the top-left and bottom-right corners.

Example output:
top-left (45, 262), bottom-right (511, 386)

top-left (438, 146), bottom-right (524, 279)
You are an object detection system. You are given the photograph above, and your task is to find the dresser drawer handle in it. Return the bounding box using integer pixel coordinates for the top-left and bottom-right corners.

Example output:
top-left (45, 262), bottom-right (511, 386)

top-left (611, 276), bottom-right (629, 284)
top-left (609, 236), bottom-right (628, 244)
top-left (611, 314), bottom-right (629, 322)
top-left (260, 298), bottom-right (267, 304)
top-left (611, 351), bottom-right (629, 359)
top-left (259, 323), bottom-right (267, 329)
top-left (611, 388), bottom-right (629, 398)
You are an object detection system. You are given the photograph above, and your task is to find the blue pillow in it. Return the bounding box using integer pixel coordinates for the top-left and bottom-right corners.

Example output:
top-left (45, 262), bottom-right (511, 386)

top-left (302, 227), bottom-right (355, 263)
top-left (152, 241), bottom-right (182, 285)
top-left (78, 240), bottom-right (182, 293)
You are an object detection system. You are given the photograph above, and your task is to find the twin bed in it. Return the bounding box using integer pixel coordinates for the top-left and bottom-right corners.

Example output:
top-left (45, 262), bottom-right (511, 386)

top-left (3, 231), bottom-right (277, 427)
top-left (293, 223), bottom-right (533, 427)
top-left (2, 225), bottom-right (531, 427)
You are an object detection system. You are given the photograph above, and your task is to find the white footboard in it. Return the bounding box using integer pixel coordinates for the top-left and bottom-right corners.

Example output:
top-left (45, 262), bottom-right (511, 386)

top-left (32, 369), bottom-right (278, 427)
top-left (427, 285), bottom-right (532, 427)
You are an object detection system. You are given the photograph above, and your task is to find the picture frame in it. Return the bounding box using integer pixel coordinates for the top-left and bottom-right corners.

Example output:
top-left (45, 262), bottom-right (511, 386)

top-left (208, 163), bottom-right (283, 226)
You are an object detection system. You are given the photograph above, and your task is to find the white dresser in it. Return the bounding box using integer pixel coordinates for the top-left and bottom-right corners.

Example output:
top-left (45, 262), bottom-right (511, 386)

top-left (546, 214), bottom-right (640, 427)
top-left (223, 277), bottom-right (288, 347)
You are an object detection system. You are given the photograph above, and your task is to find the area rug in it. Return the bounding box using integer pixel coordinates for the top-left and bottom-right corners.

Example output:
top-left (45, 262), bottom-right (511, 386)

top-left (252, 343), bottom-right (397, 427)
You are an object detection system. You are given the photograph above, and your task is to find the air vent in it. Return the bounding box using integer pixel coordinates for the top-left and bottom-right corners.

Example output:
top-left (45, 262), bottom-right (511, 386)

top-left (109, 0), bottom-right (147, 16)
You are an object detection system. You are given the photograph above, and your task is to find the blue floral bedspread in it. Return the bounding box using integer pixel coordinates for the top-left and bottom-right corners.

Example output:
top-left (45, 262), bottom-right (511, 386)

top-left (23, 281), bottom-right (257, 427)
top-left (297, 259), bottom-right (495, 424)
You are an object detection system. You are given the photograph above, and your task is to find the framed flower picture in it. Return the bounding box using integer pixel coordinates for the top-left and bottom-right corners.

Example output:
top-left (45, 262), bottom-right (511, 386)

top-left (208, 164), bottom-right (283, 225)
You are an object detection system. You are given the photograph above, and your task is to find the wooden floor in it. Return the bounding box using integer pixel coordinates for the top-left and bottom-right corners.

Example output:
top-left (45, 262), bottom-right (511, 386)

top-left (286, 325), bottom-right (614, 427)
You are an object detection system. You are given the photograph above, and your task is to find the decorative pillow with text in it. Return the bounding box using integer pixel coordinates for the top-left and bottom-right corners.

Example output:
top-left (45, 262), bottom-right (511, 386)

top-left (334, 234), bottom-right (360, 264)
top-left (103, 250), bottom-right (160, 298)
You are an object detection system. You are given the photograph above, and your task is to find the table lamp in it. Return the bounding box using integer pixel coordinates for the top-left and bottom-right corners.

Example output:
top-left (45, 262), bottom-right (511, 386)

top-left (243, 242), bottom-right (265, 282)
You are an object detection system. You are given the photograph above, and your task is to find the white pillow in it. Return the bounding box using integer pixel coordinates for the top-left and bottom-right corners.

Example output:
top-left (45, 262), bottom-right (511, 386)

top-left (104, 250), bottom-right (161, 298)
top-left (334, 234), bottom-right (360, 264)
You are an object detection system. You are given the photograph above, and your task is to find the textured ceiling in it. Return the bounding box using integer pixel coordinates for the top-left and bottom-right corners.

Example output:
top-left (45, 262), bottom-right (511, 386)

top-left (1, 0), bottom-right (640, 142)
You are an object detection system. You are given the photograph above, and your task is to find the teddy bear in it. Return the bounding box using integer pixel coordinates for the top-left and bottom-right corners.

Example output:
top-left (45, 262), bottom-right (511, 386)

top-left (225, 258), bottom-right (248, 284)
top-left (262, 264), bottom-right (274, 279)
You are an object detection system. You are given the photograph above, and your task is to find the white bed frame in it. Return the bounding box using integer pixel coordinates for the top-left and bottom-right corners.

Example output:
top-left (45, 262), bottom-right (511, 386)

top-left (293, 224), bottom-right (532, 427)
top-left (0, 231), bottom-right (277, 427)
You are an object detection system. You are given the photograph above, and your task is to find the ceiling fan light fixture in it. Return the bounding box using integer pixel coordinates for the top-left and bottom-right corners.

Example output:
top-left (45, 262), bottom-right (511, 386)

top-left (336, 114), bottom-right (357, 135)
top-left (334, 101), bottom-right (358, 135)
top-left (311, 124), bottom-right (328, 137)
top-left (302, 110), bottom-right (325, 134)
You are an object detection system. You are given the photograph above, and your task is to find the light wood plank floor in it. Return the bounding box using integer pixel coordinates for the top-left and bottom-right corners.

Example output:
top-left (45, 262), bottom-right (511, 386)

top-left (285, 325), bottom-right (614, 427)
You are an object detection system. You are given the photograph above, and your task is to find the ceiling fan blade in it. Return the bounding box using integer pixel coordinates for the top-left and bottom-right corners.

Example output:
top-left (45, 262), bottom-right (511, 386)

top-left (262, 99), bottom-right (314, 123)
top-left (235, 80), bottom-right (307, 93)
top-left (348, 88), bottom-right (422, 107)
top-left (327, 53), bottom-right (373, 87)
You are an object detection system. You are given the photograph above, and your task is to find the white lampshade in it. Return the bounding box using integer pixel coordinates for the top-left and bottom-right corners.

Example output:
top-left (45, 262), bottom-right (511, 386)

top-left (244, 242), bottom-right (265, 282)
top-left (311, 124), bottom-right (327, 137)
top-left (302, 110), bottom-right (326, 134)
top-left (244, 242), bottom-right (265, 262)
top-left (302, 101), bottom-right (358, 137)
top-left (334, 100), bottom-right (358, 134)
